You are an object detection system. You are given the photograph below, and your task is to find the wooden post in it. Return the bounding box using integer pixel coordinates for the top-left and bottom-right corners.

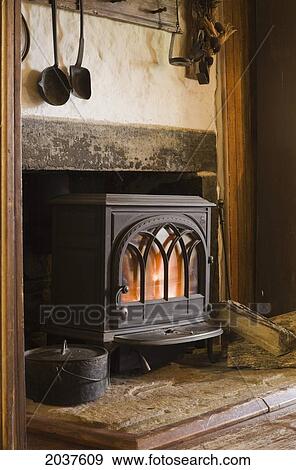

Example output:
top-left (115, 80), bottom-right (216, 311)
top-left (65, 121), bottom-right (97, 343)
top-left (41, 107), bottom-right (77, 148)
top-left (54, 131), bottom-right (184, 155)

top-left (0, 0), bottom-right (26, 449)
top-left (218, 0), bottom-right (256, 304)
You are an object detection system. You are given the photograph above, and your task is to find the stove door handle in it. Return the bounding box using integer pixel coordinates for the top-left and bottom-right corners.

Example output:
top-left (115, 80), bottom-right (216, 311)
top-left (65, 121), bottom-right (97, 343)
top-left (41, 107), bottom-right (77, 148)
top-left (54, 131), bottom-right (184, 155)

top-left (115, 285), bottom-right (129, 306)
top-left (115, 285), bottom-right (129, 322)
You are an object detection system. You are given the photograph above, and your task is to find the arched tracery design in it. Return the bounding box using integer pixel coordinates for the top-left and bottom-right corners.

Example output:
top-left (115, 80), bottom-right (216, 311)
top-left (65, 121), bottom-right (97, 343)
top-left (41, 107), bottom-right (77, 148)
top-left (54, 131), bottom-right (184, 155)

top-left (119, 218), bottom-right (206, 304)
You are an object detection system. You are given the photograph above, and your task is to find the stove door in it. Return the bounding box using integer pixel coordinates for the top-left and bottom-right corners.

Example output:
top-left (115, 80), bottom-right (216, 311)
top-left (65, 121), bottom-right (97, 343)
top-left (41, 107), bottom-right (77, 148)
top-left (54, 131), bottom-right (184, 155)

top-left (110, 214), bottom-right (209, 330)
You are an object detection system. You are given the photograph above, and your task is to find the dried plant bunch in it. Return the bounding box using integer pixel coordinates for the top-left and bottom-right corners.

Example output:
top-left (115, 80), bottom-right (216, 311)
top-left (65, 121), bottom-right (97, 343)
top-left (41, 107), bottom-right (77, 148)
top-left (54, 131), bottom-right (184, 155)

top-left (193, 0), bottom-right (236, 56)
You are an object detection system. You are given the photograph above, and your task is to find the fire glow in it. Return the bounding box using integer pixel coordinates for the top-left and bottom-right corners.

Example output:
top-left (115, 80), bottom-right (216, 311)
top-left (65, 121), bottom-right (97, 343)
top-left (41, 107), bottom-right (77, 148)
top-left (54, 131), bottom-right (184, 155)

top-left (122, 228), bottom-right (198, 302)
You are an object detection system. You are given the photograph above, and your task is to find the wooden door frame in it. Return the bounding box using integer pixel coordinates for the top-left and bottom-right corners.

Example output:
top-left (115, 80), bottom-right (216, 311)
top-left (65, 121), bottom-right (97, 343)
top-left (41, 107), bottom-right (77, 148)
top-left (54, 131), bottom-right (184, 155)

top-left (0, 0), bottom-right (26, 449)
top-left (218, 0), bottom-right (257, 305)
top-left (0, 0), bottom-right (255, 450)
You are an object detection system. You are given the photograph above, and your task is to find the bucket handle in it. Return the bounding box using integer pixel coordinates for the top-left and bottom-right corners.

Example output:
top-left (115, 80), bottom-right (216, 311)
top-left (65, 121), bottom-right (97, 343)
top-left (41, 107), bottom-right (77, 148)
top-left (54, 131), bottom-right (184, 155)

top-left (59, 366), bottom-right (108, 383)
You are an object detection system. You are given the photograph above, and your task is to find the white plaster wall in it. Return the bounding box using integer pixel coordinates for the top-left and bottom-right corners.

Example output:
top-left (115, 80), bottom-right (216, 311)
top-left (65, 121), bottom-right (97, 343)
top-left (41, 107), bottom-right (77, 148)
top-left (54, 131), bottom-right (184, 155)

top-left (22, 2), bottom-right (217, 131)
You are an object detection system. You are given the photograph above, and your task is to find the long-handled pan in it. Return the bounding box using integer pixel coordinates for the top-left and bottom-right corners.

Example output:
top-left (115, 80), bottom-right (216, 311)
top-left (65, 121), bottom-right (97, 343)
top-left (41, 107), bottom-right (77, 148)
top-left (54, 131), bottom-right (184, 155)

top-left (38, 0), bottom-right (71, 106)
top-left (70, 0), bottom-right (91, 100)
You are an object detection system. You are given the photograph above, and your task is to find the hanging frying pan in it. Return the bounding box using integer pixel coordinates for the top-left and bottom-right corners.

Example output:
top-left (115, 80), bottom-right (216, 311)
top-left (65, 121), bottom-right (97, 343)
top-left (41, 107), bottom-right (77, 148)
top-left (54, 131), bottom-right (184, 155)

top-left (38, 0), bottom-right (71, 106)
top-left (70, 0), bottom-right (91, 100)
top-left (21, 14), bottom-right (30, 62)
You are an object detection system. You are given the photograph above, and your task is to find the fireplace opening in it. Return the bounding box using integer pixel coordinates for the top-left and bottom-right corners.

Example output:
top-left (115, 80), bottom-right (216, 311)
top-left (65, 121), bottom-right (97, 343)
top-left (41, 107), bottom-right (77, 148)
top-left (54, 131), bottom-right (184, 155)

top-left (23, 170), bottom-right (220, 372)
top-left (23, 170), bottom-right (204, 348)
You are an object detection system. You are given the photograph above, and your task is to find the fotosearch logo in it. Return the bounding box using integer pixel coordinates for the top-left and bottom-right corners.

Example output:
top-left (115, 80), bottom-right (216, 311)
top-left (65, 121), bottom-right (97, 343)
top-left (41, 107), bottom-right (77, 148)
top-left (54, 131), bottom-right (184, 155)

top-left (208, 302), bottom-right (272, 328)
top-left (40, 302), bottom-right (206, 327)
top-left (40, 305), bottom-right (106, 327)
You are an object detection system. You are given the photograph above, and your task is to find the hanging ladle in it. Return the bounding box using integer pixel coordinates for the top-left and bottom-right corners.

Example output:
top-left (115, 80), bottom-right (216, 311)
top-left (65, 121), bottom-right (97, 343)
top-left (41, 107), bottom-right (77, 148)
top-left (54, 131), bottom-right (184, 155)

top-left (38, 0), bottom-right (71, 106)
top-left (70, 0), bottom-right (91, 100)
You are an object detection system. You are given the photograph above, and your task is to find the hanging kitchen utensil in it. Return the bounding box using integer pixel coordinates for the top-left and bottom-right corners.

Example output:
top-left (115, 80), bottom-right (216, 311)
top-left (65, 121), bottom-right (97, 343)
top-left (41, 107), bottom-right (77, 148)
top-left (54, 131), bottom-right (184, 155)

top-left (196, 57), bottom-right (210, 85)
top-left (169, 0), bottom-right (205, 67)
top-left (21, 14), bottom-right (30, 62)
top-left (169, 0), bottom-right (190, 67)
top-left (38, 0), bottom-right (71, 106)
top-left (70, 0), bottom-right (91, 100)
top-left (26, 342), bottom-right (109, 405)
top-left (189, 29), bottom-right (206, 63)
top-left (217, 199), bottom-right (231, 300)
top-left (169, 33), bottom-right (191, 67)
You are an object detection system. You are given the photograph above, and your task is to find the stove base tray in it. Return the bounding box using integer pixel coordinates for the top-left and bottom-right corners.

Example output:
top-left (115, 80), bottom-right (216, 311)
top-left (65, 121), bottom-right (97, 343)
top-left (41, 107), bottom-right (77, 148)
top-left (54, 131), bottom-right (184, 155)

top-left (114, 322), bottom-right (223, 346)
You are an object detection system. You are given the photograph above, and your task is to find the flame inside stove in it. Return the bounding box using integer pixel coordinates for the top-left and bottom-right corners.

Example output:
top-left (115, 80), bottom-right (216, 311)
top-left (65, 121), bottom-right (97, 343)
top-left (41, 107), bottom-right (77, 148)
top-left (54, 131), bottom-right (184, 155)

top-left (122, 228), bottom-right (198, 303)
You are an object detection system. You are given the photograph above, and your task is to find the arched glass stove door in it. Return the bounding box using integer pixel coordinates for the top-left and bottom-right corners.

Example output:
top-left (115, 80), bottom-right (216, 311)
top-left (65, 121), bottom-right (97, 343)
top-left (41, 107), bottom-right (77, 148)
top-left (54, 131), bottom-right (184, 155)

top-left (112, 216), bottom-right (208, 329)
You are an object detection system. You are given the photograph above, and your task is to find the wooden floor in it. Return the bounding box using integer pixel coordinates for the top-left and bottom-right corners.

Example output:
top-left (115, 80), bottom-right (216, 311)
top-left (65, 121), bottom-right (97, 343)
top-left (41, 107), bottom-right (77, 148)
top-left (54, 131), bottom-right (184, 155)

top-left (28, 404), bottom-right (296, 450)
top-left (170, 404), bottom-right (296, 450)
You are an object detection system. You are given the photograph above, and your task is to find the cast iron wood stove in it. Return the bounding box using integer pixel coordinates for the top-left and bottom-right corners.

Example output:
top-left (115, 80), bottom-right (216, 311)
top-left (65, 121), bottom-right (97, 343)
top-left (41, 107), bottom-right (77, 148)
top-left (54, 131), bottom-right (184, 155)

top-left (47, 194), bottom-right (222, 348)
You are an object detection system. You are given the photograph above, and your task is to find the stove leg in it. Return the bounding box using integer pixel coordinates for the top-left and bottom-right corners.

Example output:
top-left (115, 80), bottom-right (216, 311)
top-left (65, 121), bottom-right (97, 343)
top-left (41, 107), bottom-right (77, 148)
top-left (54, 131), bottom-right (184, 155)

top-left (106, 343), bottom-right (119, 379)
top-left (207, 338), bottom-right (215, 363)
top-left (138, 352), bottom-right (152, 373)
top-left (207, 334), bottom-right (226, 363)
